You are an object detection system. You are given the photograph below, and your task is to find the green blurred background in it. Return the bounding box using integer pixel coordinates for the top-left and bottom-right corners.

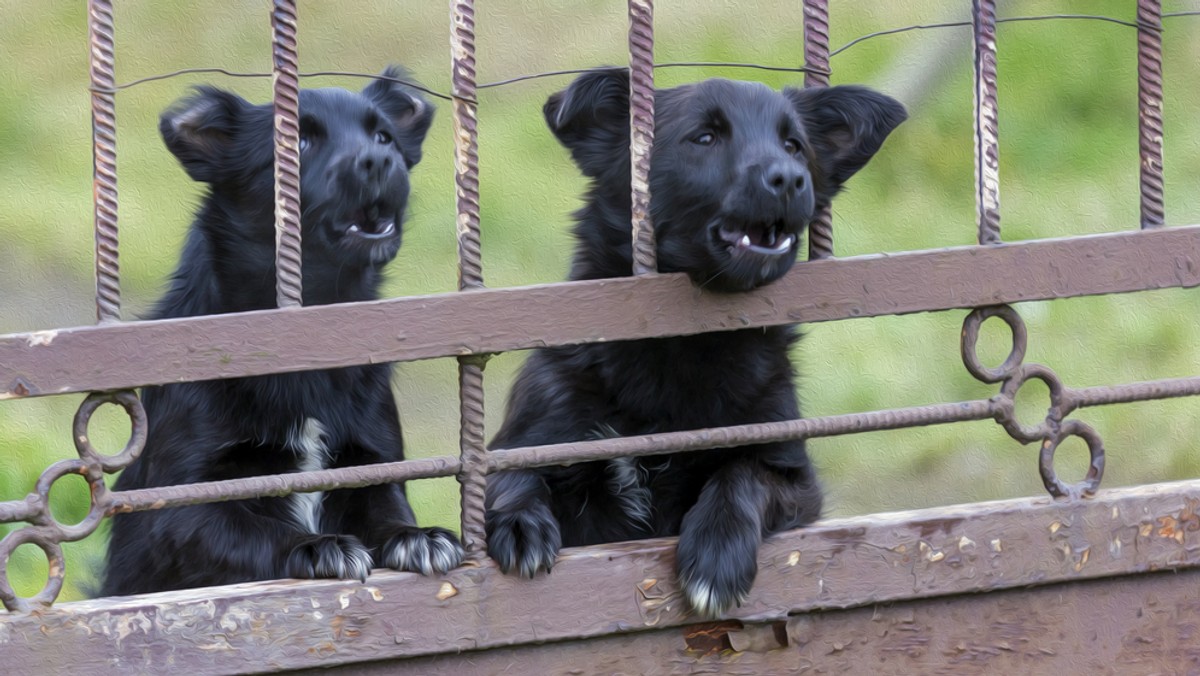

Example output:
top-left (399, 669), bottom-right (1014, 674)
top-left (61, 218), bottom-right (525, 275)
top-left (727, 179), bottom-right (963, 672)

top-left (1, 0), bottom-right (1198, 601)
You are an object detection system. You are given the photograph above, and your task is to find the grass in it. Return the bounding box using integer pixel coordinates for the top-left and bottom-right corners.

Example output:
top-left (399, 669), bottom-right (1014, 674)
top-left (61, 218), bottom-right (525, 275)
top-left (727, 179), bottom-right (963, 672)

top-left (1, 0), bottom-right (1199, 602)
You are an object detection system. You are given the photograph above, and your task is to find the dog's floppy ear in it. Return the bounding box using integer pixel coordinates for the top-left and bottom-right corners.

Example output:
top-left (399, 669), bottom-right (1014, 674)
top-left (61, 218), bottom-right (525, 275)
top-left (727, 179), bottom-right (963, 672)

top-left (785, 85), bottom-right (907, 202)
top-left (544, 67), bottom-right (630, 177)
top-left (160, 87), bottom-right (250, 184)
top-left (363, 66), bottom-right (435, 168)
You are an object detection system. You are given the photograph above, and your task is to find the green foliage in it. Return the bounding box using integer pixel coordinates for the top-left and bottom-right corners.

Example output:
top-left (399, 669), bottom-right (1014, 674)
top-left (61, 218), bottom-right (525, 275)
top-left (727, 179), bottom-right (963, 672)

top-left (1, 1), bottom-right (1199, 602)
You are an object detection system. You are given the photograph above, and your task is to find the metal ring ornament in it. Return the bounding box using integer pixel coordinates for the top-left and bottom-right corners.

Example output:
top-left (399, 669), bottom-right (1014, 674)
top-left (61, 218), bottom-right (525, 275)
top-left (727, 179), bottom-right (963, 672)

top-left (33, 459), bottom-right (108, 542)
top-left (962, 305), bottom-right (1028, 383)
top-left (1039, 419), bottom-right (1105, 500)
top-left (996, 363), bottom-right (1070, 443)
top-left (0, 528), bottom-right (66, 613)
top-left (72, 389), bottom-right (147, 472)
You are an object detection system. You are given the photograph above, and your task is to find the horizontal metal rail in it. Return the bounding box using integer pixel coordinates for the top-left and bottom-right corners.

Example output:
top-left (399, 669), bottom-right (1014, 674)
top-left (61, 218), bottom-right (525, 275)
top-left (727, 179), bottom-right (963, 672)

top-left (3, 225), bottom-right (1198, 400)
top-left (86, 374), bottom-right (1200, 514)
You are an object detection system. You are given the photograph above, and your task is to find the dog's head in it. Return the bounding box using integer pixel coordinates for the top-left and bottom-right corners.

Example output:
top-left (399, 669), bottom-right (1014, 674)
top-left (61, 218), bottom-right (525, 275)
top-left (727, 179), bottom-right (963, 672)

top-left (160, 66), bottom-right (434, 269)
top-left (545, 68), bottom-right (906, 291)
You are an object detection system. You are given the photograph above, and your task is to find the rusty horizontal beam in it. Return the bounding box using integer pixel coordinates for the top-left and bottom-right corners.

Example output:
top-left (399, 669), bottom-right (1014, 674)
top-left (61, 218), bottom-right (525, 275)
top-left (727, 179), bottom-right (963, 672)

top-left (357, 568), bottom-right (1200, 675)
top-left (2, 226), bottom-right (1199, 399)
top-left (3, 479), bottom-right (1200, 674)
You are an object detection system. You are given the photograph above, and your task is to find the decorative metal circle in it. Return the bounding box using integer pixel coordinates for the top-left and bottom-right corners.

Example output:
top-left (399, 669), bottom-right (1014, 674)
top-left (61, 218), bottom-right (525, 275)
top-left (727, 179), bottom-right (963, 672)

top-left (0, 529), bottom-right (65, 613)
top-left (72, 389), bottom-right (147, 472)
top-left (34, 459), bottom-right (107, 542)
top-left (997, 363), bottom-right (1070, 443)
top-left (1039, 419), bottom-right (1105, 500)
top-left (962, 305), bottom-right (1027, 383)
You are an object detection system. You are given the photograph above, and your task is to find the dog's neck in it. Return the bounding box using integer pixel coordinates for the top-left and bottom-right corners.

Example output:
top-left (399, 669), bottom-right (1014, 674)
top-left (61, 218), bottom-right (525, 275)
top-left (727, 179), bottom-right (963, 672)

top-left (567, 190), bottom-right (641, 281)
top-left (153, 200), bottom-right (384, 319)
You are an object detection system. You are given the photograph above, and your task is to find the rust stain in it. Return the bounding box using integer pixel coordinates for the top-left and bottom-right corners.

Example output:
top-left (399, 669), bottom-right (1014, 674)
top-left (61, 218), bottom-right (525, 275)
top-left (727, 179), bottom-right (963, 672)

top-left (1152, 499), bottom-right (1200, 545)
top-left (683, 621), bottom-right (741, 656)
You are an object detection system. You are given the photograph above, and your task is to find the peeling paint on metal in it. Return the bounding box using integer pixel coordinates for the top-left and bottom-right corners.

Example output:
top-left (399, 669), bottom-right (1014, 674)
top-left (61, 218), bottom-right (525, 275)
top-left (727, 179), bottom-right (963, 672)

top-left (26, 331), bottom-right (58, 347)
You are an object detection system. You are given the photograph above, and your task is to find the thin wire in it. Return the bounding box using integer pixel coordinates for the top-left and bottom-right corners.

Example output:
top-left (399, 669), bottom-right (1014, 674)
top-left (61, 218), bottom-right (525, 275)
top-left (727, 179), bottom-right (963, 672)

top-left (828, 13), bottom-right (1189, 58)
top-left (91, 12), bottom-right (1200, 98)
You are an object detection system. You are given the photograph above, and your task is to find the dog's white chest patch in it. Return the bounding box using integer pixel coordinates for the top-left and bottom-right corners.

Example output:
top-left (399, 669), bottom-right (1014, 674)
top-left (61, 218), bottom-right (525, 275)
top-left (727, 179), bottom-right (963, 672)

top-left (286, 417), bottom-right (330, 533)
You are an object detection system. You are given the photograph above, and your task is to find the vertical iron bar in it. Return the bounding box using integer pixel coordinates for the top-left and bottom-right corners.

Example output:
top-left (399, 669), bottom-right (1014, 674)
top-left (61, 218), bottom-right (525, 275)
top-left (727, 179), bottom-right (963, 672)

top-left (1137, 0), bottom-right (1165, 228)
top-left (972, 0), bottom-right (1001, 244)
top-left (271, 1), bottom-right (303, 308)
top-left (88, 0), bottom-right (120, 322)
top-left (451, 0), bottom-right (488, 561)
top-left (803, 0), bottom-right (833, 260)
top-left (628, 0), bottom-right (657, 275)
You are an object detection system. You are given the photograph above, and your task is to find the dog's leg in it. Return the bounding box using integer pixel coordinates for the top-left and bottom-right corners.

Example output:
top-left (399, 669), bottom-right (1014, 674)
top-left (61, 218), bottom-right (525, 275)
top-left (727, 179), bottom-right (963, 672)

top-left (325, 483), bottom-right (464, 576)
top-left (484, 468), bottom-right (562, 577)
top-left (675, 451), bottom-right (821, 618)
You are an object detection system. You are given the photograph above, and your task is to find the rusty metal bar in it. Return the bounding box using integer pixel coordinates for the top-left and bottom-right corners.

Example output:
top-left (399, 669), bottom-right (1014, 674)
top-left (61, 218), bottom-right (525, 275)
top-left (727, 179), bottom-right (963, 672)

top-left (488, 399), bottom-right (998, 472)
top-left (271, 1), bottom-right (303, 308)
top-left (628, 0), bottom-right (658, 275)
top-left (9, 479), bottom-right (1200, 671)
top-left (4, 226), bottom-right (1197, 398)
top-left (0, 370), bottom-right (1176, 518)
top-left (972, 0), bottom-right (1001, 244)
top-left (803, 0), bottom-right (834, 260)
top-left (1137, 0), bottom-right (1165, 228)
top-left (450, 0), bottom-right (488, 561)
top-left (105, 455), bottom-right (462, 514)
top-left (87, 0), bottom-right (120, 322)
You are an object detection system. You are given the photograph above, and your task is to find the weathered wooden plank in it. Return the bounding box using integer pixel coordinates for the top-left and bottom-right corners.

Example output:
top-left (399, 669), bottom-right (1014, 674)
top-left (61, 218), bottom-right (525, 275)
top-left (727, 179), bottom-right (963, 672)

top-left (341, 568), bottom-right (1200, 675)
top-left (3, 225), bottom-right (1199, 398)
top-left (2, 479), bottom-right (1200, 674)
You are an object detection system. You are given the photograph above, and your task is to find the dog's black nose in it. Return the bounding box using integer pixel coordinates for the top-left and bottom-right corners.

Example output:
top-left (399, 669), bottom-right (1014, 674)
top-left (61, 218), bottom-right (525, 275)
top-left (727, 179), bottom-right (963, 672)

top-left (763, 162), bottom-right (806, 199)
top-left (356, 150), bottom-right (394, 185)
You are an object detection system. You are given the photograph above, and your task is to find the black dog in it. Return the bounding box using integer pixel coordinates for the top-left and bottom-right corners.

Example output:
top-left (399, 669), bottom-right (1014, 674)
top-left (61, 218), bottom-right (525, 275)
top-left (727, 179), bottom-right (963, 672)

top-left (102, 67), bottom-right (464, 596)
top-left (485, 68), bottom-right (905, 616)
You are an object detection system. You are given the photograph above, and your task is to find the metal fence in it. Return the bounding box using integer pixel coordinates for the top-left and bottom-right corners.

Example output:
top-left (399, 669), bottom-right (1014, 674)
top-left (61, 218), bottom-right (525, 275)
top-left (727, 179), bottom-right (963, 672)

top-left (0, 0), bottom-right (1197, 648)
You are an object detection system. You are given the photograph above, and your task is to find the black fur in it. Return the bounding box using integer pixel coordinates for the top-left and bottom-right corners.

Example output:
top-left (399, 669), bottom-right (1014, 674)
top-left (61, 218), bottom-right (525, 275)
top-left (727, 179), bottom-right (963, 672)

top-left (101, 67), bottom-right (464, 596)
top-left (484, 69), bottom-right (905, 617)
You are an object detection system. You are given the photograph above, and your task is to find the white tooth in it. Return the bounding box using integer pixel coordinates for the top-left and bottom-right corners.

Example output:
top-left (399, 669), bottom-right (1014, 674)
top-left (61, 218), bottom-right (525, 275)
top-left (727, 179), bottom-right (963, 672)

top-left (349, 225), bottom-right (360, 233)
top-left (739, 234), bottom-right (751, 248)
top-left (777, 234), bottom-right (795, 251)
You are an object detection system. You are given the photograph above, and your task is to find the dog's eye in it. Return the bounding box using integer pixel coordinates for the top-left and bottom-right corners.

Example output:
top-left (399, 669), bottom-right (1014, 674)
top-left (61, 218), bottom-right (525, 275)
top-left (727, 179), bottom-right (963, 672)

top-left (691, 132), bottom-right (716, 146)
top-left (784, 138), bottom-right (802, 155)
top-left (299, 135), bottom-right (310, 152)
top-left (375, 130), bottom-right (393, 145)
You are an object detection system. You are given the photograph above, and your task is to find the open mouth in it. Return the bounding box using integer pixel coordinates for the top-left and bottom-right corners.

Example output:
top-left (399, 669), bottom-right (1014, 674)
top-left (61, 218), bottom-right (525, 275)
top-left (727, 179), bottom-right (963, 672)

top-left (717, 220), bottom-right (796, 256)
top-left (344, 203), bottom-right (398, 240)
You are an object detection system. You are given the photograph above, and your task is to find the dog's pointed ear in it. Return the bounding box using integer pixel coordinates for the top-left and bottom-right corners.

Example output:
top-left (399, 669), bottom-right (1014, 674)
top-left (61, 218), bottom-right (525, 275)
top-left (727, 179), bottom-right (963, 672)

top-left (160, 87), bottom-right (250, 183)
top-left (364, 66), bottom-right (435, 168)
top-left (785, 85), bottom-right (907, 203)
top-left (544, 67), bottom-right (630, 177)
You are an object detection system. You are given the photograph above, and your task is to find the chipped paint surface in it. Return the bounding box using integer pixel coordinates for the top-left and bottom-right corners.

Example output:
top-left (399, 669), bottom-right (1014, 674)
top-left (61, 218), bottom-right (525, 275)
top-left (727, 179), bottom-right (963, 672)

top-left (435, 583), bottom-right (457, 601)
top-left (25, 330), bottom-right (57, 347)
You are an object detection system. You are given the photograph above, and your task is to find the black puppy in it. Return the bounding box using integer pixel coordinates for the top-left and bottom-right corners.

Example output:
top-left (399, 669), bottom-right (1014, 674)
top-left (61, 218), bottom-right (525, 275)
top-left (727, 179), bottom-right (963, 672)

top-left (485, 68), bottom-right (905, 616)
top-left (102, 68), bottom-right (464, 596)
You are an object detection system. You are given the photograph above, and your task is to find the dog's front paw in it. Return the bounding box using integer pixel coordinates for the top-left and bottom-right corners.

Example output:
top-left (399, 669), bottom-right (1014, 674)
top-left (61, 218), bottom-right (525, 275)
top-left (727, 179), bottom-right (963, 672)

top-left (486, 503), bottom-right (561, 578)
top-left (675, 528), bottom-right (758, 618)
top-left (285, 534), bottom-right (374, 582)
top-left (381, 527), bottom-right (465, 575)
